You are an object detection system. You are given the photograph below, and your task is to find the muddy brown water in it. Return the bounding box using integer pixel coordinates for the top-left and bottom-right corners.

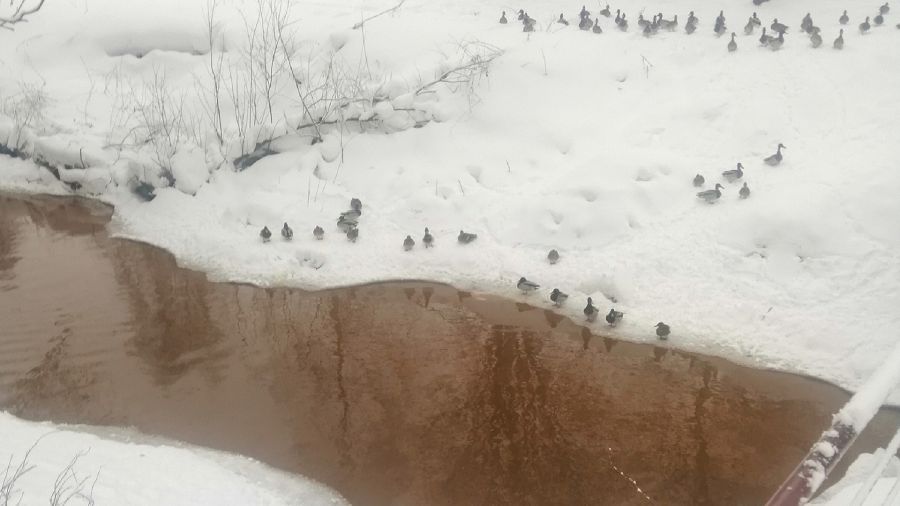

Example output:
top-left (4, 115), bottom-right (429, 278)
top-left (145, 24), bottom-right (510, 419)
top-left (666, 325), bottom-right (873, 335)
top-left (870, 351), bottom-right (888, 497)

top-left (0, 194), bottom-right (898, 506)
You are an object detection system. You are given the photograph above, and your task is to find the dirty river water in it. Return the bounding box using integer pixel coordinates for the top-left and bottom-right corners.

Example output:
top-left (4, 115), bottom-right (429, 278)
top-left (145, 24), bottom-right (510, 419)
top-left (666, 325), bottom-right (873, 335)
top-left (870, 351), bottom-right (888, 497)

top-left (0, 194), bottom-right (898, 506)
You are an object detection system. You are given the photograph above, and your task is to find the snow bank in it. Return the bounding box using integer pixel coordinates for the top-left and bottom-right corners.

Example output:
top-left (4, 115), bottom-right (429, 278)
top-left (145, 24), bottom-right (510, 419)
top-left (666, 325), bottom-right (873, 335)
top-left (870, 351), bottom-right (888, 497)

top-left (812, 449), bottom-right (900, 506)
top-left (1, 0), bottom-right (900, 408)
top-left (0, 412), bottom-right (348, 506)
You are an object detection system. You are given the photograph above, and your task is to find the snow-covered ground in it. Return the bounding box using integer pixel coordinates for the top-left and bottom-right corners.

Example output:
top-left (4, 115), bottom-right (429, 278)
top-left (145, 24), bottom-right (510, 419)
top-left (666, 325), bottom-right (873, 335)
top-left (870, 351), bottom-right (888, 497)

top-left (2, 0), bottom-right (900, 501)
top-left (811, 448), bottom-right (900, 506)
top-left (0, 413), bottom-right (348, 505)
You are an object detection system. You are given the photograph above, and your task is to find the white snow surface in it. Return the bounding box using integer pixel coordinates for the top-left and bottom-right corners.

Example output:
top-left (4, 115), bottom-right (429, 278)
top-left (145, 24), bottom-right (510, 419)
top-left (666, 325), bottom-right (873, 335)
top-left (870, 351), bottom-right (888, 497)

top-left (812, 448), bottom-right (900, 506)
top-left (0, 413), bottom-right (348, 506)
top-left (1, 0), bottom-right (900, 400)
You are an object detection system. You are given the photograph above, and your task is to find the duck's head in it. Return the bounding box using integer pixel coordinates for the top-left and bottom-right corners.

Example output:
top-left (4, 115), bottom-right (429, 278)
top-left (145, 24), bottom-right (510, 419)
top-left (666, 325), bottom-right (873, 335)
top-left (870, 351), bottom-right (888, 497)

top-left (778, 143), bottom-right (787, 149)
top-left (715, 183), bottom-right (724, 190)
top-left (518, 277), bottom-right (527, 283)
top-left (587, 297), bottom-right (593, 304)
top-left (737, 162), bottom-right (744, 169)
top-left (656, 322), bottom-right (665, 327)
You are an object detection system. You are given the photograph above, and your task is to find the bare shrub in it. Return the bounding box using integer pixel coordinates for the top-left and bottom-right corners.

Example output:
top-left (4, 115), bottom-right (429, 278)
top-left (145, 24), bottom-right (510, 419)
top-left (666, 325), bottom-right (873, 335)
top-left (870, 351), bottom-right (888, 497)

top-left (0, 81), bottom-right (49, 154)
top-left (0, 0), bottom-right (46, 31)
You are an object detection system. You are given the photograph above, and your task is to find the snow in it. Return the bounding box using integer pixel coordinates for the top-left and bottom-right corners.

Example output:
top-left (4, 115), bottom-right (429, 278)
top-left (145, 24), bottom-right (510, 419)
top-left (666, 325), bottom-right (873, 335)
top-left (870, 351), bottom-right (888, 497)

top-left (812, 448), bottom-right (900, 506)
top-left (2, 0), bottom-right (900, 498)
top-left (0, 413), bottom-right (348, 505)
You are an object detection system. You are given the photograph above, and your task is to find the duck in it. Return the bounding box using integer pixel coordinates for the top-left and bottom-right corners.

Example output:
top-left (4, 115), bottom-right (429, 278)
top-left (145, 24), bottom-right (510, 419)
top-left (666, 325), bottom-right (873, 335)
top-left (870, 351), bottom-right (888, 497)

top-left (764, 143), bottom-right (786, 165)
top-left (458, 230), bottom-right (477, 244)
top-left (722, 162), bottom-right (744, 182)
top-left (340, 208), bottom-right (361, 220)
top-left (801, 13), bottom-right (812, 31)
top-left (744, 17), bottom-right (755, 35)
top-left (517, 277), bottom-right (540, 293)
top-left (685, 20), bottom-right (697, 34)
top-left (557, 13), bottom-right (569, 25)
top-left (350, 197), bottom-right (362, 212)
top-left (840, 10), bottom-right (849, 24)
top-left (260, 226), bottom-right (272, 242)
top-left (834, 28), bottom-right (845, 48)
top-left (643, 23), bottom-right (653, 37)
top-left (403, 235), bottom-right (415, 251)
top-left (618, 13), bottom-right (628, 31)
top-left (811, 30), bottom-right (823, 48)
top-left (517, 9), bottom-right (525, 20)
top-left (875, 13), bottom-right (884, 25)
top-left (580, 5), bottom-right (591, 19)
top-left (739, 182), bottom-right (751, 199)
top-left (751, 12), bottom-right (761, 26)
top-left (693, 174), bottom-right (705, 187)
top-left (768, 31), bottom-right (785, 50)
top-left (752, 0), bottom-right (770, 5)
top-left (592, 19), bottom-right (603, 33)
top-left (759, 27), bottom-right (773, 45)
top-left (313, 225), bottom-right (324, 240)
top-left (687, 11), bottom-right (698, 26)
top-left (807, 25), bottom-right (821, 35)
top-left (600, 4), bottom-right (611, 17)
top-left (716, 10), bottom-right (726, 26)
top-left (860, 16), bottom-right (871, 33)
top-left (281, 222), bottom-right (293, 240)
top-left (771, 18), bottom-right (788, 34)
top-left (584, 297), bottom-right (599, 322)
top-left (500, 11), bottom-right (507, 24)
top-left (697, 183), bottom-right (724, 203)
top-left (661, 14), bottom-right (677, 31)
top-left (579, 15), bottom-right (593, 30)
top-left (714, 19), bottom-right (727, 36)
top-left (614, 9), bottom-right (621, 24)
top-left (728, 32), bottom-right (737, 51)
top-left (346, 226), bottom-right (359, 242)
top-left (638, 13), bottom-right (650, 28)
top-left (423, 227), bottom-right (434, 247)
top-left (881, 3), bottom-right (890, 14)
top-left (606, 309), bottom-right (624, 326)
top-left (337, 216), bottom-right (358, 232)
top-left (548, 249), bottom-right (560, 264)
top-left (550, 288), bottom-right (568, 307)
top-left (655, 322), bottom-right (671, 340)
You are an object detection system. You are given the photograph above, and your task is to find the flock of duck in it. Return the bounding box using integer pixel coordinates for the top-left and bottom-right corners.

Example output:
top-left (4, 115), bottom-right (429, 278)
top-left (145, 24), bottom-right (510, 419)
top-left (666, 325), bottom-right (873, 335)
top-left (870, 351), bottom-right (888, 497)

top-left (499, 2), bottom-right (896, 51)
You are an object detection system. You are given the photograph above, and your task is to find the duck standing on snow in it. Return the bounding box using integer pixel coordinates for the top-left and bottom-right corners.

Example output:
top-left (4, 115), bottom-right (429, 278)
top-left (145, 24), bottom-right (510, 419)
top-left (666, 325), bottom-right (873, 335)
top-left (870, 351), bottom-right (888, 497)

top-left (517, 9), bottom-right (525, 20)
top-left (764, 143), bottom-right (786, 165)
top-left (687, 11), bottom-right (698, 26)
top-left (346, 227), bottom-right (359, 243)
top-left (548, 249), bottom-right (560, 264)
top-left (834, 29), bottom-right (845, 49)
top-left (771, 18), bottom-right (788, 34)
top-left (618, 12), bottom-right (628, 31)
top-left (558, 13), bottom-right (569, 25)
top-left (744, 17), bottom-right (755, 35)
top-left (722, 162), bottom-right (744, 182)
top-left (686, 18), bottom-right (697, 34)
top-left (579, 15), bottom-right (593, 30)
top-left (875, 13), bottom-right (884, 25)
top-left (769, 31), bottom-right (785, 49)
top-left (606, 308), bottom-right (624, 326)
top-left (881, 3), bottom-right (890, 14)
top-left (458, 230), bottom-right (477, 244)
top-left (739, 182), bottom-right (751, 199)
top-left (728, 32), bottom-right (737, 51)
top-left (840, 10), bottom-right (849, 24)
top-left (693, 174), bottom-right (705, 187)
top-left (860, 16), bottom-right (871, 33)
top-left (600, 4), bottom-right (611, 17)
top-left (550, 288), bottom-right (568, 307)
top-left (423, 227), bottom-right (434, 247)
top-left (811, 30), bottom-right (823, 48)
top-left (337, 215), bottom-right (358, 232)
top-left (350, 197), bottom-right (362, 212)
top-left (260, 226), bottom-right (272, 243)
top-left (281, 222), bottom-right (293, 241)
top-left (580, 5), bottom-right (590, 19)
top-left (801, 13), bottom-right (813, 32)
top-left (584, 297), bottom-right (599, 322)
top-left (655, 322), bottom-right (671, 340)
top-left (760, 27), bottom-right (773, 45)
top-left (592, 19), bottom-right (603, 33)
top-left (517, 277), bottom-right (540, 294)
top-left (500, 11), bottom-right (507, 24)
top-left (313, 225), bottom-right (324, 240)
top-left (403, 235), bottom-right (415, 251)
top-left (697, 183), bottom-right (724, 203)
top-left (751, 12), bottom-right (761, 26)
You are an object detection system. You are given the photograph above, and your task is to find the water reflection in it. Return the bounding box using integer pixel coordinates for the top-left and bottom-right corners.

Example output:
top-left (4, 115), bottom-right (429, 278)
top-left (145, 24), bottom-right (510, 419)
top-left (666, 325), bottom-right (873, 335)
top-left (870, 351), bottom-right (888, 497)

top-left (1, 194), bottom-right (899, 506)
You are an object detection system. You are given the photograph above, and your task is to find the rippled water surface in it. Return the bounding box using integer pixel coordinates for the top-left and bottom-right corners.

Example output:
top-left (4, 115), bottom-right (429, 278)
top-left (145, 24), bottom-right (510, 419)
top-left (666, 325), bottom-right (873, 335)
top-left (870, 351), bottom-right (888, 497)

top-left (1, 194), bottom-right (897, 506)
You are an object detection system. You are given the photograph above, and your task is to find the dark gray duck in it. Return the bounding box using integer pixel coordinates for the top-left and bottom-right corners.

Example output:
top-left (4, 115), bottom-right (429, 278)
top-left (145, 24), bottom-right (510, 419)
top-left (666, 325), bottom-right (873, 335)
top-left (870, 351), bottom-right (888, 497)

top-left (739, 182), bottom-right (751, 199)
top-left (592, 18), bottom-right (603, 33)
top-left (771, 18), bottom-right (788, 34)
top-left (834, 29), bottom-right (845, 49)
top-left (722, 162), bottom-right (744, 182)
top-left (655, 322), bottom-right (671, 340)
top-left (600, 4), bottom-right (611, 17)
top-left (764, 143), bottom-right (786, 165)
top-left (874, 13), bottom-right (884, 25)
top-left (728, 32), bottom-right (737, 51)
top-left (579, 15), bottom-right (593, 30)
top-left (860, 16), bottom-right (871, 33)
top-left (458, 230), bottom-right (477, 244)
top-left (517, 276), bottom-right (540, 293)
top-left (517, 9), bottom-right (524, 20)
top-left (403, 235), bottom-right (415, 251)
top-left (500, 11), bottom-right (507, 24)
top-left (768, 31), bottom-right (785, 50)
top-left (584, 297), bottom-right (599, 322)
top-left (281, 222), bottom-right (293, 240)
top-left (346, 226), bottom-right (359, 242)
top-left (751, 12), bottom-right (761, 26)
top-left (685, 19), bottom-right (697, 34)
top-left (760, 27), bottom-right (773, 45)
top-left (811, 31), bottom-right (822, 48)
top-left (313, 225), bottom-right (324, 240)
top-left (881, 3), bottom-right (890, 14)
top-left (550, 288), bottom-right (568, 307)
top-left (801, 13), bottom-right (813, 32)
top-left (840, 10), bottom-right (849, 24)
top-left (693, 174), bottom-right (705, 187)
top-left (558, 13), bottom-right (569, 25)
top-left (606, 308), bottom-right (624, 326)
top-left (350, 197), bottom-right (362, 212)
top-left (337, 216), bottom-right (358, 232)
top-left (744, 17), bottom-right (755, 35)
top-left (548, 249), bottom-right (560, 264)
top-left (697, 183), bottom-right (724, 203)
top-left (423, 227), bottom-right (434, 247)
top-left (260, 226), bottom-right (271, 242)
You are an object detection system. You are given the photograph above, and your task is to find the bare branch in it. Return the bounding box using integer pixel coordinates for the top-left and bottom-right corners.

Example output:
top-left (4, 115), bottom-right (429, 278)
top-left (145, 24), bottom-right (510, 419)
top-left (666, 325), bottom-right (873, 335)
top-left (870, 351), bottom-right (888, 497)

top-left (0, 0), bottom-right (47, 31)
top-left (352, 0), bottom-right (405, 30)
